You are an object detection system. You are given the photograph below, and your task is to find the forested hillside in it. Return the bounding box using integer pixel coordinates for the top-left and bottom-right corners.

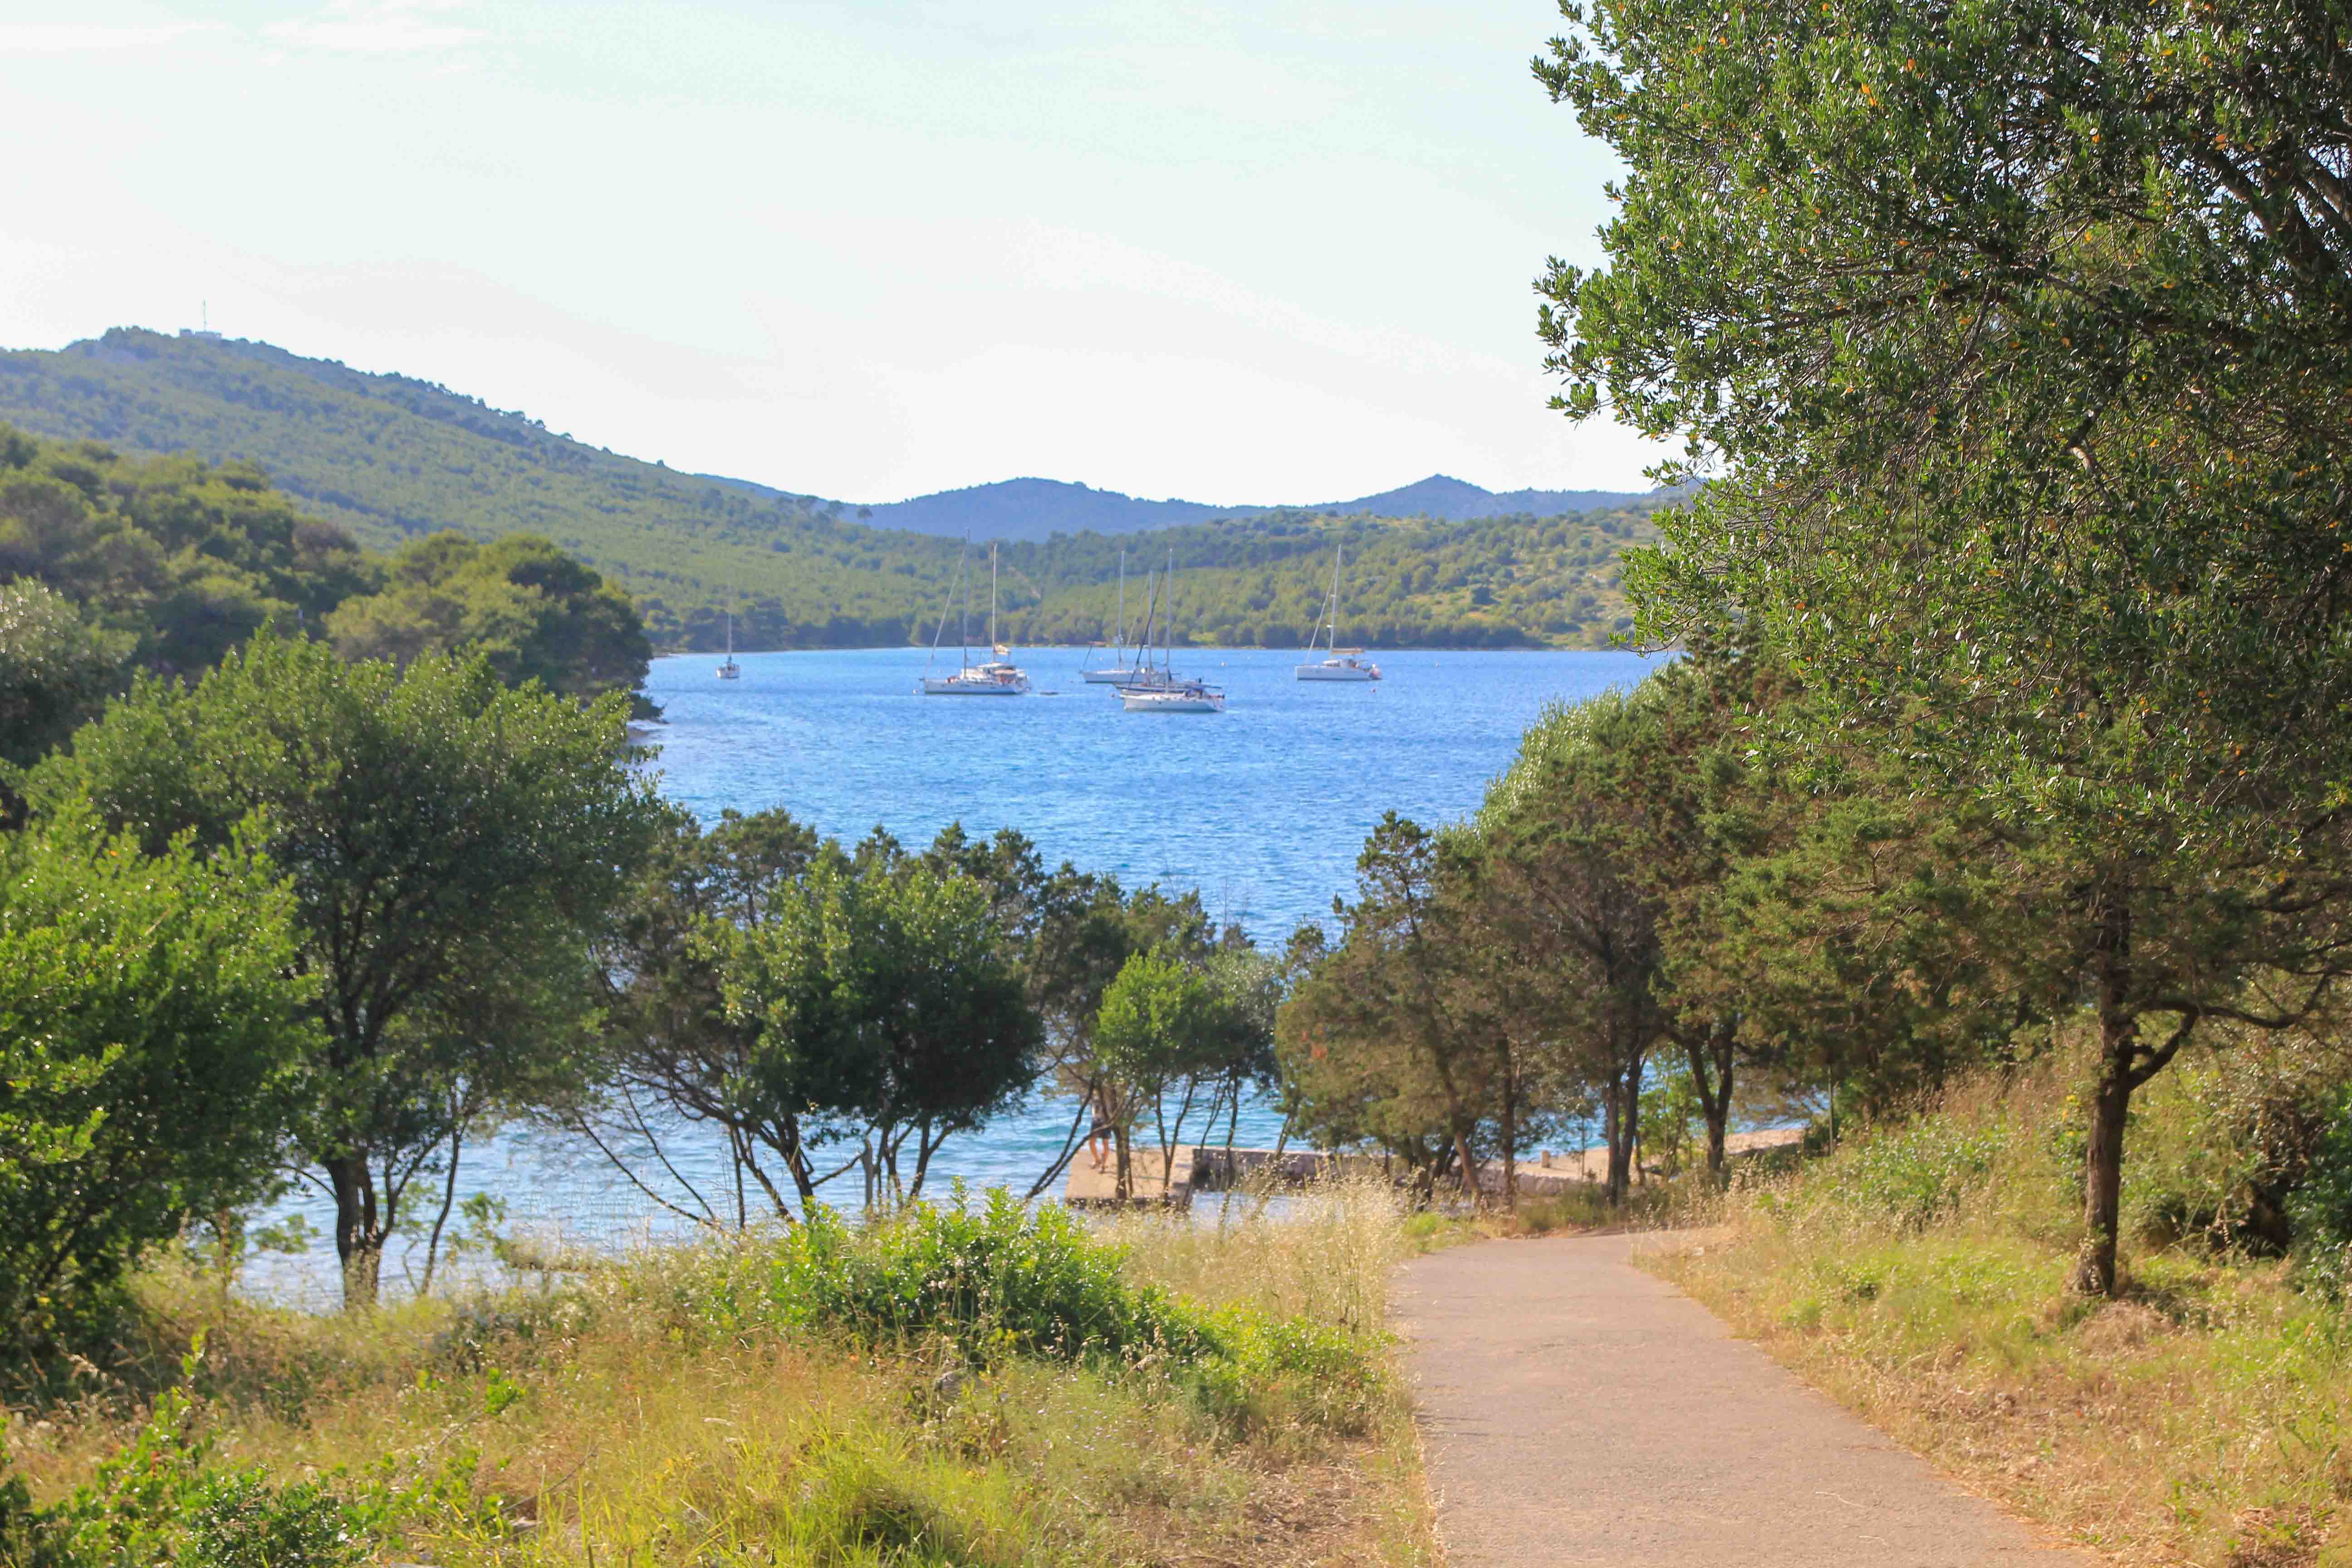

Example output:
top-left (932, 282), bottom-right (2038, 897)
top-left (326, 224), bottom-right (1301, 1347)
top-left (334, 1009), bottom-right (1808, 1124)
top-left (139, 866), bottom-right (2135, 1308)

top-left (0, 425), bottom-right (655, 745)
top-left (991, 506), bottom-right (1656, 651)
top-left (0, 329), bottom-right (1664, 650)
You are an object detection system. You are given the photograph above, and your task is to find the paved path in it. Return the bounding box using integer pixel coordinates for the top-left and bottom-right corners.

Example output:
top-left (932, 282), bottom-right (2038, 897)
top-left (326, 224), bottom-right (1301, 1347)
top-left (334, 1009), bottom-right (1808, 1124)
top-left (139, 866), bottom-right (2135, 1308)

top-left (1392, 1234), bottom-right (2092, 1567)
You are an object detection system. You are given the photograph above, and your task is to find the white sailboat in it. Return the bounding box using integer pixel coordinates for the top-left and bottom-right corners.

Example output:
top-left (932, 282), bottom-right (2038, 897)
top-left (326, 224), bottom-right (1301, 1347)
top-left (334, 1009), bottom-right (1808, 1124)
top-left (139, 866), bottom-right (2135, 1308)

top-left (717, 612), bottom-right (741, 679)
top-left (1120, 550), bottom-right (1223, 712)
top-left (921, 539), bottom-right (1030, 696)
top-left (1295, 543), bottom-right (1382, 681)
top-left (1079, 550), bottom-right (1133, 682)
top-left (1104, 566), bottom-right (1184, 692)
top-left (1121, 681), bottom-right (1225, 713)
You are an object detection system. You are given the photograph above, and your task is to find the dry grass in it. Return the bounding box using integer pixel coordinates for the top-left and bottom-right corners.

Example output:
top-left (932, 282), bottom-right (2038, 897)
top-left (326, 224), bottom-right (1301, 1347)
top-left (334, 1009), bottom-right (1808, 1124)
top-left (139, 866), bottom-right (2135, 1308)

top-left (3, 1193), bottom-right (1440, 1568)
top-left (1644, 1056), bottom-right (2352, 1568)
top-left (1100, 1174), bottom-right (1412, 1334)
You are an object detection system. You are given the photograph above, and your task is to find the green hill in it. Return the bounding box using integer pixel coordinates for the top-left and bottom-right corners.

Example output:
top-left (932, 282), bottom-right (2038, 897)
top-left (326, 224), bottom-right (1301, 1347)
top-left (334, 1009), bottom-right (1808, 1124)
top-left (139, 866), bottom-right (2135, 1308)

top-left (0, 328), bottom-right (1664, 651)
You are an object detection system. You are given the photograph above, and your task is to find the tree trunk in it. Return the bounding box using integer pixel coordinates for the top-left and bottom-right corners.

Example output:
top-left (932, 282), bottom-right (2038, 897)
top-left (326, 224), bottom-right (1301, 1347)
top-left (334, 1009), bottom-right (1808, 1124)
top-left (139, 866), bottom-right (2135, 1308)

top-left (2073, 907), bottom-right (2138, 1297)
top-left (1499, 1064), bottom-right (1519, 1213)
top-left (1453, 1123), bottom-right (1483, 1210)
top-left (327, 1152), bottom-right (383, 1310)
top-left (2073, 1039), bottom-right (2132, 1296)
top-left (1113, 1124), bottom-right (1133, 1202)
top-left (1686, 1018), bottom-right (1735, 1183)
top-left (1605, 1054), bottom-right (1643, 1206)
top-left (419, 1119), bottom-right (463, 1298)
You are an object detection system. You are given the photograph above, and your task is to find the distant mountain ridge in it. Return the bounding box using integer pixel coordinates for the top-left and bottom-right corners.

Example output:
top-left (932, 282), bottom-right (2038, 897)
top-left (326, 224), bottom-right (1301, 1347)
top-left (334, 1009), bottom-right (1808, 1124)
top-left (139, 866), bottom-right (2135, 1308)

top-left (7, 327), bottom-right (1658, 544)
top-left (817, 473), bottom-right (1655, 543)
top-left (0, 327), bottom-right (1669, 650)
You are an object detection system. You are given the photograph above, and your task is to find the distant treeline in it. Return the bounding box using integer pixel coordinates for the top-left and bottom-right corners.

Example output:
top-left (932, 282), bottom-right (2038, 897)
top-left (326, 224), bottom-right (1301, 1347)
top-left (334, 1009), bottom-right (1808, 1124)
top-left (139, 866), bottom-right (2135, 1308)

top-left (655, 505), bottom-right (1660, 654)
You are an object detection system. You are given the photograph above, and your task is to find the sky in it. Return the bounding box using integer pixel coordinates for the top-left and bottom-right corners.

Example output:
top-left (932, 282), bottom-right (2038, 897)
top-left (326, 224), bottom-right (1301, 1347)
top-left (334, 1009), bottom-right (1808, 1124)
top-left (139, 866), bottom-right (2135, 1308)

top-left (0, 1), bottom-right (1653, 506)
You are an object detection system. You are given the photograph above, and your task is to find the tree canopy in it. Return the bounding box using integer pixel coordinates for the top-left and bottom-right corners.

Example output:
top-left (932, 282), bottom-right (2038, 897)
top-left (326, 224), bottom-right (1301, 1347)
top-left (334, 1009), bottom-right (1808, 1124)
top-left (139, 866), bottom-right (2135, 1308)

top-left (0, 806), bottom-right (313, 1352)
top-left (31, 632), bottom-right (662, 1306)
top-left (0, 423), bottom-right (657, 712)
top-left (1536, 0), bottom-right (2352, 1290)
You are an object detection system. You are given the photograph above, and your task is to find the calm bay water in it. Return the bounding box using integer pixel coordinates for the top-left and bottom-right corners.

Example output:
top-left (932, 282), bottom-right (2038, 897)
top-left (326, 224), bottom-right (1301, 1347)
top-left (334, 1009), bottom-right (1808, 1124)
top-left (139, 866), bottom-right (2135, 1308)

top-left (251, 646), bottom-right (1661, 1302)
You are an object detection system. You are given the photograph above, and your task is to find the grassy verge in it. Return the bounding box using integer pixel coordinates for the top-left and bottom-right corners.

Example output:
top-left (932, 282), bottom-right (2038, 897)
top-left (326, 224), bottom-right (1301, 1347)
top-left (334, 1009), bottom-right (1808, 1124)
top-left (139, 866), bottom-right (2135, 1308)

top-left (3, 1183), bottom-right (1434, 1567)
top-left (1643, 1054), bottom-right (2352, 1568)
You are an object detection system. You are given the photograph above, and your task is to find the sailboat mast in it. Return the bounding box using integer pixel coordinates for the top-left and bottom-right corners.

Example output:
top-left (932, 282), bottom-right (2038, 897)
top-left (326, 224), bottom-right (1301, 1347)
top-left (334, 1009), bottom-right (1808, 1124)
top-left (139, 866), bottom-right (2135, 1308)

top-left (960, 537), bottom-right (972, 667)
top-left (1116, 550), bottom-right (1126, 659)
top-left (1133, 570), bottom-right (1158, 671)
top-left (989, 543), bottom-right (999, 651)
top-left (1333, 544), bottom-right (1344, 650)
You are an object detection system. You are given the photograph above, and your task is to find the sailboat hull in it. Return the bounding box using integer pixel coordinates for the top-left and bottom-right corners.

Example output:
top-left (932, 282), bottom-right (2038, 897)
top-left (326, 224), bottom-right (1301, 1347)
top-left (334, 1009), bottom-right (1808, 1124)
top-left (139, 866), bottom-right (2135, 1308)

top-left (1295, 660), bottom-right (1379, 681)
top-left (921, 674), bottom-right (1028, 695)
top-left (1079, 668), bottom-right (1132, 683)
top-left (1121, 688), bottom-right (1225, 713)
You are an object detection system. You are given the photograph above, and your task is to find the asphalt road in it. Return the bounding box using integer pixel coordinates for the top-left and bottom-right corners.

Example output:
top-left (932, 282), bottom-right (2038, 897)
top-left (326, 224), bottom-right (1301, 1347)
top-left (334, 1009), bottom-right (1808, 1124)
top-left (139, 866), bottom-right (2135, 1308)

top-left (1392, 1233), bottom-right (2093, 1566)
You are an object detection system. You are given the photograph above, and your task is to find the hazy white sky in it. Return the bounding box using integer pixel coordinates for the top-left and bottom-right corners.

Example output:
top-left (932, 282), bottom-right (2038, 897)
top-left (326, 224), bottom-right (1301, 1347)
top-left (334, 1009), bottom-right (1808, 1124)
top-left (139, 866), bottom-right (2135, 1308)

top-left (2, 1), bottom-right (1651, 505)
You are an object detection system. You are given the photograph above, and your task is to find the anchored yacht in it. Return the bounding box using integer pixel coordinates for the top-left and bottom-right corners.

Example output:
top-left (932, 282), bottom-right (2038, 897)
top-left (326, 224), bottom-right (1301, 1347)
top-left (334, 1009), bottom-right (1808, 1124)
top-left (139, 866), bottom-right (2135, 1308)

top-left (1295, 544), bottom-right (1382, 681)
top-left (717, 612), bottom-right (741, 679)
top-left (921, 541), bottom-right (1030, 695)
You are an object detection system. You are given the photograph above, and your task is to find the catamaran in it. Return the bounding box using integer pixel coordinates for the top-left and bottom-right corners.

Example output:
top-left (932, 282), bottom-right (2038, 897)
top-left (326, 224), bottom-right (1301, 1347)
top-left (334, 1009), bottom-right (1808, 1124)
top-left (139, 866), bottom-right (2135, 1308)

top-left (1295, 543), bottom-right (1382, 681)
top-left (921, 539), bottom-right (1030, 696)
top-left (717, 612), bottom-right (741, 679)
top-left (1079, 550), bottom-right (1134, 682)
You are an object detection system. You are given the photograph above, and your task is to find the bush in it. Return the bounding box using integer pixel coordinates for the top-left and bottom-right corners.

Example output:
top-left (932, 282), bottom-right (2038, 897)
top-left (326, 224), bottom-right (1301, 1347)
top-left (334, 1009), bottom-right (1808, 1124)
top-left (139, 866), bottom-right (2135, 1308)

top-left (2288, 1084), bottom-right (2352, 1296)
top-left (1188, 1307), bottom-right (1387, 1437)
top-left (1811, 1115), bottom-right (2006, 1232)
top-left (1, 812), bottom-right (312, 1367)
top-left (654, 1190), bottom-right (1392, 1441)
top-left (2, 1366), bottom-right (372, 1568)
top-left (695, 1190), bottom-right (1220, 1367)
top-left (2120, 1032), bottom-right (2343, 1255)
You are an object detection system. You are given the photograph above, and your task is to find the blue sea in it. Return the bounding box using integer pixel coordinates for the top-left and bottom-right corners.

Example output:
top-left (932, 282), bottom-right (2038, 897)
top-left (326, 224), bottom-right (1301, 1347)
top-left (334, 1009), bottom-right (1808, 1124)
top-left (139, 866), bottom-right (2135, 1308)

top-left (249, 646), bottom-right (1662, 1302)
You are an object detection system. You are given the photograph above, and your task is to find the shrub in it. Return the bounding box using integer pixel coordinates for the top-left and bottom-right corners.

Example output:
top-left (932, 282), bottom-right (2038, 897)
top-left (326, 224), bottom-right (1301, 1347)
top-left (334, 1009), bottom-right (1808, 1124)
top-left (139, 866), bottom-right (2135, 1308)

top-left (1188, 1307), bottom-right (1387, 1437)
top-left (2288, 1084), bottom-right (2352, 1296)
top-left (0, 811), bottom-right (312, 1366)
top-left (1812, 1116), bottom-right (2006, 1232)
top-left (2121, 1032), bottom-right (2343, 1255)
top-left (699, 1189), bottom-right (1219, 1367)
top-left (3, 1373), bottom-right (372, 1568)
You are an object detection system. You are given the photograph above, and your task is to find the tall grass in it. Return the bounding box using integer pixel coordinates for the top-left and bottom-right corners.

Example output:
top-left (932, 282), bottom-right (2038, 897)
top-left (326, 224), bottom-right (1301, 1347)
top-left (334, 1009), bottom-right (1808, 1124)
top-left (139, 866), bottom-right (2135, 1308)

top-left (1650, 1044), bottom-right (2352, 1568)
top-left (1101, 1173), bottom-right (1410, 1334)
top-left (4, 1191), bottom-right (1433, 1568)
